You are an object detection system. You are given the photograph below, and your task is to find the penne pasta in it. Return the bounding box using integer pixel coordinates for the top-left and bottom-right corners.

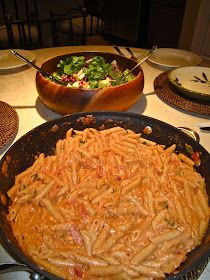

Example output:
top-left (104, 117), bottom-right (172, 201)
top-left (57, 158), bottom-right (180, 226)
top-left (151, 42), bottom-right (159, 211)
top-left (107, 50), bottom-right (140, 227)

top-left (40, 198), bottom-right (62, 221)
top-left (178, 153), bottom-right (194, 166)
top-left (139, 137), bottom-right (157, 146)
top-left (72, 252), bottom-right (108, 266)
top-left (183, 181), bottom-right (193, 208)
top-left (35, 181), bottom-right (55, 201)
top-left (87, 265), bottom-right (122, 276)
top-left (131, 243), bottom-right (157, 265)
top-left (97, 232), bottom-right (124, 254)
top-left (93, 224), bottom-right (110, 254)
top-left (80, 230), bottom-right (93, 256)
top-left (6, 126), bottom-right (209, 280)
top-left (151, 230), bottom-right (182, 244)
top-left (133, 264), bottom-right (165, 278)
top-left (163, 144), bottom-right (176, 156)
top-left (197, 189), bottom-right (209, 217)
top-left (47, 257), bottom-right (76, 267)
top-left (91, 188), bottom-right (113, 204)
top-left (122, 177), bottom-right (142, 194)
top-left (146, 189), bottom-right (156, 217)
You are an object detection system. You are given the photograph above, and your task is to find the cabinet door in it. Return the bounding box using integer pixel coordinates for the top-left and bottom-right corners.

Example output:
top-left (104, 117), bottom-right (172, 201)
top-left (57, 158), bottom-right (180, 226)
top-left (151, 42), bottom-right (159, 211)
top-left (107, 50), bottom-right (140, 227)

top-left (147, 0), bottom-right (186, 48)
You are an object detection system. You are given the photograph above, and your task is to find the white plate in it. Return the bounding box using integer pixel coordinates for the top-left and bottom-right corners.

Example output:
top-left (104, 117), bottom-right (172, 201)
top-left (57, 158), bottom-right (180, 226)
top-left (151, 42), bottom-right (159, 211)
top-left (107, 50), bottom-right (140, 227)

top-left (168, 66), bottom-right (210, 101)
top-left (0, 49), bottom-right (35, 70)
top-left (148, 48), bottom-right (201, 68)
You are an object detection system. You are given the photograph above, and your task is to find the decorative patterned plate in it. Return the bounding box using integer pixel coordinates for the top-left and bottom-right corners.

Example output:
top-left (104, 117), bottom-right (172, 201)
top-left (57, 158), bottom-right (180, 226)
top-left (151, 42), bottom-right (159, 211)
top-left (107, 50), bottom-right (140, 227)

top-left (0, 101), bottom-right (19, 148)
top-left (0, 49), bottom-right (35, 70)
top-left (148, 48), bottom-right (201, 68)
top-left (168, 66), bottom-right (210, 101)
top-left (154, 71), bottom-right (210, 116)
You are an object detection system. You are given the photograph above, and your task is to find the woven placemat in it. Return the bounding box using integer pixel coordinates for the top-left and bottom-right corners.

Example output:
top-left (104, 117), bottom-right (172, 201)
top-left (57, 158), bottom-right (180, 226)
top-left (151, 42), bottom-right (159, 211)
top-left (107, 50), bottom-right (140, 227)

top-left (0, 101), bottom-right (19, 148)
top-left (154, 71), bottom-right (210, 116)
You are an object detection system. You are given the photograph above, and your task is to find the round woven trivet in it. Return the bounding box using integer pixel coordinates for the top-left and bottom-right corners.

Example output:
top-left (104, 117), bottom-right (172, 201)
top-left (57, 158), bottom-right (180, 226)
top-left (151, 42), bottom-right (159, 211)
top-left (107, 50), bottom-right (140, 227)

top-left (0, 101), bottom-right (19, 148)
top-left (154, 71), bottom-right (210, 116)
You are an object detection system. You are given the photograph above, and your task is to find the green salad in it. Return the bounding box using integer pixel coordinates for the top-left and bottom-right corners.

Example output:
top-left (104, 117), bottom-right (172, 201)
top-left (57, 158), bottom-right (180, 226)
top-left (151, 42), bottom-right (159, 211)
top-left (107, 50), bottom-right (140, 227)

top-left (52, 55), bottom-right (135, 89)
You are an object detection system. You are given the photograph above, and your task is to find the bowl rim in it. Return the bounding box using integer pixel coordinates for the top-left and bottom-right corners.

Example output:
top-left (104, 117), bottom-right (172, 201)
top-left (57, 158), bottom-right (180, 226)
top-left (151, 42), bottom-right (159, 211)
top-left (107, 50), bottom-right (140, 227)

top-left (37, 51), bottom-right (144, 91)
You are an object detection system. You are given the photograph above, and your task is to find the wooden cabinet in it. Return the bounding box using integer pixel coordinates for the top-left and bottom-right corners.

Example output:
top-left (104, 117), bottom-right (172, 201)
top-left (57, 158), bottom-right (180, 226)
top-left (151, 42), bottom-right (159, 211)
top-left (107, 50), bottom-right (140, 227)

top-left (101, 0), bottom-right (186, 48)
top-left (146, 0), bottom-right (186, 48)
top-left (104, 0), bottom-right (150, 47)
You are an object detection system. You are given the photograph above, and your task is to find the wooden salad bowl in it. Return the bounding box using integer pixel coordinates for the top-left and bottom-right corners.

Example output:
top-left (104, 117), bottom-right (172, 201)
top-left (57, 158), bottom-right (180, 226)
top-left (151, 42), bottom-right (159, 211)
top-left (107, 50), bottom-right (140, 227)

top-left (36, 51), bottom-right (144, 115)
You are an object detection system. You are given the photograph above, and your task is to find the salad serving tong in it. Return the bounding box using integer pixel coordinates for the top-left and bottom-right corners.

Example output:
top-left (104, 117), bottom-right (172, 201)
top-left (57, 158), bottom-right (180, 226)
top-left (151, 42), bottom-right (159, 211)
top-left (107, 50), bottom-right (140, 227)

top-left (114, 46), bottom-right (139, 61)
top-left (113, 46), bottom-right (146, 61)
top-left (120, 45), bottom-right (157, 82)
top-left (10, 50), bottom-right (56, 81)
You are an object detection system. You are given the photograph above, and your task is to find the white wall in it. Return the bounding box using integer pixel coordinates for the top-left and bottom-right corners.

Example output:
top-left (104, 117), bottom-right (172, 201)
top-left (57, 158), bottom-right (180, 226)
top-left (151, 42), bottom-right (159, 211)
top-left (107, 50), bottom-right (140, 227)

top-left (178, 0), bottom-right (201, 51)
top-left (179, 0), bottom-right (210, 59)
top-left (190, 0), bottom-right (210, 59)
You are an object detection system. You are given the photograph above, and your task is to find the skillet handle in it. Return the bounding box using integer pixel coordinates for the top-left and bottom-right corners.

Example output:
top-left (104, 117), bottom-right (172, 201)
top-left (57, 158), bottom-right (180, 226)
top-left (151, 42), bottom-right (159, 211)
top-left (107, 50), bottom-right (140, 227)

top-left (177, 127), bottom-right (200, 143)
top-left (0, 263), bottom-right (44, 279)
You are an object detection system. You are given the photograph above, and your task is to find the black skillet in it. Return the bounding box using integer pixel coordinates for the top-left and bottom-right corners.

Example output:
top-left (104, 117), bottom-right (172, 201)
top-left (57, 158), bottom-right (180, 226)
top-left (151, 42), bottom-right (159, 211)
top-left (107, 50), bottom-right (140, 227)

top-left (0, 111), bottom-right (210, 280)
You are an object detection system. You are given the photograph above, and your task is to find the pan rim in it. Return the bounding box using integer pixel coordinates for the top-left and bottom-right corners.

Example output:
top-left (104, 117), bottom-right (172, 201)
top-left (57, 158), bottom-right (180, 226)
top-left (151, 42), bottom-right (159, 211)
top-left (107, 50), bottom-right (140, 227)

top-left (0, 110), bottom-right (210, 280)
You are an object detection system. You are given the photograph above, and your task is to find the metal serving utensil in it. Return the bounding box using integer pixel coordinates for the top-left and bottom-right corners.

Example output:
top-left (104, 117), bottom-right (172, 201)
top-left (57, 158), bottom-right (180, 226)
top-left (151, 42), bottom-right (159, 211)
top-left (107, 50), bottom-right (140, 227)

top-left (177, 127), bottom-right (200, 142)
top-left (113, 46), bottom-right (124, 56)
top-left (199, 127), bottom-right (210, 131)
top-left (197, 122), bottom-right (210, 131)
top-left (113, 46), bottom-right (142, 61)
top-left (125, 47), bottom-right (136, 60)
top-left (145, 126), bottom-right (200, 142)
top-left (121, 45), bottom-right (157, 82)
top-left (10, 50), bottom-right (55, 81)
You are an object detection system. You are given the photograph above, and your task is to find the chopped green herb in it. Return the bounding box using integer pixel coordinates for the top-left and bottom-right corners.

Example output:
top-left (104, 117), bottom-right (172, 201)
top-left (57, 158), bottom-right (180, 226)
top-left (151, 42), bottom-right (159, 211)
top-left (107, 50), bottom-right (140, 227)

top-left (185, 144), bottom-right (194, 154)
top-left (185, 144), bottom-right (201, 166)
top-left (164, 218), bottom-right (175, 227)
top-left (162, 201), bottom-right (169, 209)
top-left (31, 173), bottom-right (39, 181)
